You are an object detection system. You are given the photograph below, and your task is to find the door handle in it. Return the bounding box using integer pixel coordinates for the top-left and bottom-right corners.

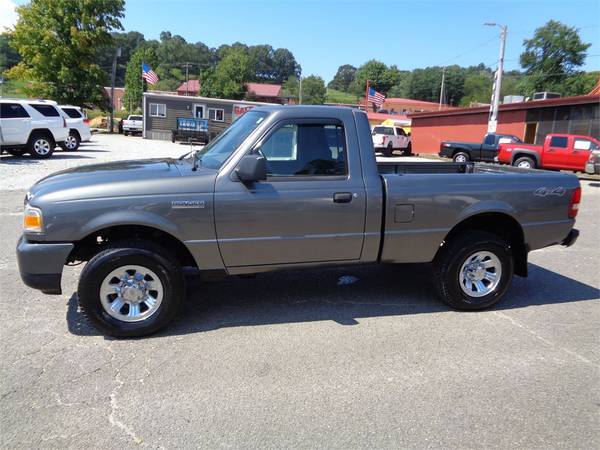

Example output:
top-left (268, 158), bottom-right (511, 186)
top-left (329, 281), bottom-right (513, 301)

top-left (333, 192), bottom-right (353, 203)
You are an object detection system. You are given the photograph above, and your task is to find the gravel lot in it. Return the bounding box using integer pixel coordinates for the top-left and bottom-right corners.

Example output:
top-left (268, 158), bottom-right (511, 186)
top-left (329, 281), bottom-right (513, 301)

top-left (1, 134), bottom-right (599, 449)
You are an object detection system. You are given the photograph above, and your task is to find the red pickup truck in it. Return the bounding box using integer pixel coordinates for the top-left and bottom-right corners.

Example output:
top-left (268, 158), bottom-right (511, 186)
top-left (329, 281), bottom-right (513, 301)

top-left (497, 133), bottom-right (600, 171)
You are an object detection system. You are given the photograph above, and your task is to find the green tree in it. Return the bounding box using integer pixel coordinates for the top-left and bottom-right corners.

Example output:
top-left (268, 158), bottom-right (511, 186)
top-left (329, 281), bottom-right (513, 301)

top-left (96, 31), bottom-right (146, 86)
top-left (123, 47), bottom-right (157, 112)
top-left (6, 0), bottom-right (124, 106)
top-left (281, 75), bottom-right (299, 100)
top-left (201, 47), bottom-right (251, 99)
top-left (328, 64), bottom-right (357, 91)
top-left (300, 75), bottom-right (326, 104)
top-left (271, 48), bottom-right (301, 83)
top-left (460, 73), bottom-right (492, 106)
top-left (406, 65), bottom-right (465, 105)
top-left (352, 59), bottom-right (397, 95)
top-left (0, 33), bottom-right (20, 72)
top-left (519, 20), bottom-right (591, 94)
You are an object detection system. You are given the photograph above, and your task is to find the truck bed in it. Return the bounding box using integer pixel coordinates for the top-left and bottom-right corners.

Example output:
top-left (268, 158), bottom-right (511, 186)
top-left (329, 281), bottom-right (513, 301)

top-left (376, 160), bottom-right (578, 265)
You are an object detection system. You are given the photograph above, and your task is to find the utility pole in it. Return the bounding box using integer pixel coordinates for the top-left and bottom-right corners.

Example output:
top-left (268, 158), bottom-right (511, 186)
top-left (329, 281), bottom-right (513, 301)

top-left (109, 47), bottom-right (121, 133)
top-left (485, 22), bottom-right (507, 132)
top-left (184, 62), bottom-right (191, 96)
top-left (298, 75), bottom-right (303, 105)
top-left (439, 67), bottom-right (446, 110)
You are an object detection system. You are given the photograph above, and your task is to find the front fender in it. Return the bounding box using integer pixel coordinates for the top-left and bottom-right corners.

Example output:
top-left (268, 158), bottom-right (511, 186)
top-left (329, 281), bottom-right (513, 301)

top-left (77, 210), bottom-right (181, 240)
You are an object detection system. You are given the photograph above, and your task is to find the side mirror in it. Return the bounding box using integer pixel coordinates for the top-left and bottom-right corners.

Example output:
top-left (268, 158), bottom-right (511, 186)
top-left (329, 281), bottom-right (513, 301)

top-left (235, 154), bottom-right (267, 183)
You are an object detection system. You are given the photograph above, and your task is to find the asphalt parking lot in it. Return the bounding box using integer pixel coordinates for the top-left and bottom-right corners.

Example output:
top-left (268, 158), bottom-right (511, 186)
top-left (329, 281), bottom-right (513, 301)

top-left (1, 134), bottom-right (599, 449)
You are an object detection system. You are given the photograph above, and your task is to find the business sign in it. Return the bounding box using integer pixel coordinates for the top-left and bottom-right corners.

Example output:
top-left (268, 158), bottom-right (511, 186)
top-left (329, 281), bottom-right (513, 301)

top-left (177, 117), bottom-right (208, 131)
top-left (232, 104), bottom-right (255, 121)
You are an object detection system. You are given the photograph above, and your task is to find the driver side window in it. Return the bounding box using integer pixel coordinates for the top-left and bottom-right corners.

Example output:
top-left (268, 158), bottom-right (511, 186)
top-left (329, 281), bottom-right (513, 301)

top-left (259, 123), bottom-right (347, 177)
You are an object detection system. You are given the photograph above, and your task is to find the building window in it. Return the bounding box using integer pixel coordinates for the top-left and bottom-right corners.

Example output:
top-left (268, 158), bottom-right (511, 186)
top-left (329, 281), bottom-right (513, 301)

top-left (150, 103), bottom-right (166, 117)
top-left (208, 108), bottom-right (224, 122)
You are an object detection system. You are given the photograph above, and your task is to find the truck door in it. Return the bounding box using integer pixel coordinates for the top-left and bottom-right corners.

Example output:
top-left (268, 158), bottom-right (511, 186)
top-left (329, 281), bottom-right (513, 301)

top-left (572, 137), bottom-right (599, 170)
top-left (543, 135), bottom-right (570, 169)
top-left (214, 119), bottom-right (367, 268)
top-left (395, 127), bottom-right (407, 148)
top-left (480, 134), bottom-right (497, 161)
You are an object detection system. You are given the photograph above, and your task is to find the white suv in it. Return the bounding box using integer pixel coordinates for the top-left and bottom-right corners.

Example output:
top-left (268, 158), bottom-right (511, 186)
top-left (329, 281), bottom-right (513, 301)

top-left (0, 99), bottom-right (69, 158)
top-left (59, 105), bottom-right (92, 151)
top-left (371, 125), bottom-right (412, 157)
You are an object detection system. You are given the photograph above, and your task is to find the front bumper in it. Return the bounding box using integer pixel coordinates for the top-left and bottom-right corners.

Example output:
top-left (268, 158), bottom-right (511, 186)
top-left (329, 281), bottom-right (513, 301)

top-left (561, 228), bottom-right (579, 247)
top-left (16, 236), bottom-right (74, 295)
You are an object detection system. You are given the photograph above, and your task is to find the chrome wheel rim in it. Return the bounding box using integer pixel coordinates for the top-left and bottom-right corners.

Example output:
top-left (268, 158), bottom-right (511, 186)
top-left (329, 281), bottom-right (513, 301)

top-left (454, 154), bottom-right (467, 162)
top-left (34, 139), bottom-right (51, 155)
top-left (99, 265), bottom-right (164, 322)
top-left (517, 160), bottom-right (532, 168)
top-left (65, 135), bottom-right (77, 149)
top-left (459, 251), bottom-right (502, 298)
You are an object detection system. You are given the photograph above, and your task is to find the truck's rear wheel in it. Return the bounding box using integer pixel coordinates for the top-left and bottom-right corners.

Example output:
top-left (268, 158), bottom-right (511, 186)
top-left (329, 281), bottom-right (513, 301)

top-left (513, 156), bottom-right (536, 169)
top-left (77, 242), bottom-right (185, 337)
top-left (453, 152), bottom-right (469, 163)
top-left (434, 231), bottom-right (513, 310)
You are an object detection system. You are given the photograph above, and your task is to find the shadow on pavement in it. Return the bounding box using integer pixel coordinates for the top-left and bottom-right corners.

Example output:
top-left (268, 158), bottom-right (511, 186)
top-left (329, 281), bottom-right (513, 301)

top-left (66, 262), bottom-right (599, 339)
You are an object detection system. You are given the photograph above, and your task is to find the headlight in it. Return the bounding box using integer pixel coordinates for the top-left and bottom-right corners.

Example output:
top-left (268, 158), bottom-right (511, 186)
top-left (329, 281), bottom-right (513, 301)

top-left (23, 206), bottom-right (43, 233)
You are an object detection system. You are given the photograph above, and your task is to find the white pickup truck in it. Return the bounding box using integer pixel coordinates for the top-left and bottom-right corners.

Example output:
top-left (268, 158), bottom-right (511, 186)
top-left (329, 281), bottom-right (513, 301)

top-left (122, 115), bottom-right (143, 136)
top-left (372, 125), bottom-right (411, 157)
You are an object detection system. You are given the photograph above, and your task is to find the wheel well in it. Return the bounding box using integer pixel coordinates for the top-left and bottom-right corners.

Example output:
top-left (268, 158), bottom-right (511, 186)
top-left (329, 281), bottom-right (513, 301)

top-left (28, 129), bottom-right (54, 143)
top-left (437, 212), bottom-right (527, 277)
top-left (452, 149), bottom-right (469, 156)
top-left (512, 152), bottom-right (538, 165)
top-left (67, 225), bottom-right (198, 268)
top-left (69, 129), bottom-right (81, 140)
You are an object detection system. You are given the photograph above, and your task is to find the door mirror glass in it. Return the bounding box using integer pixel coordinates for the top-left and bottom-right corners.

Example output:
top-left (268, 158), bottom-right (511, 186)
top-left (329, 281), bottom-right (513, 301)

top-left (235, 154), bottom-right (267, 182)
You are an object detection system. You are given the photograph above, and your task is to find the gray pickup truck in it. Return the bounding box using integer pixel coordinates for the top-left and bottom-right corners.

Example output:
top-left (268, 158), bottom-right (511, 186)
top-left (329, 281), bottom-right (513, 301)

top-left (17, 106), bottom-right (581, 337)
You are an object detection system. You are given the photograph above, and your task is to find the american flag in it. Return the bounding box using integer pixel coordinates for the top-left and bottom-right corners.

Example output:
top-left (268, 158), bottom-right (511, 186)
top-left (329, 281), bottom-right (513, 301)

top-left (142, 63), bottom-right (159, 85)
top-left (368, 87), bottom-right (386, 107)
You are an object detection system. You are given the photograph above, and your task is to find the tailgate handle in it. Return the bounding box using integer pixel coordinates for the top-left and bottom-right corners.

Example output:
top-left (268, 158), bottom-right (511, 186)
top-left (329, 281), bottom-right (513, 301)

top-left (333, 192), bottom-right (353, 203)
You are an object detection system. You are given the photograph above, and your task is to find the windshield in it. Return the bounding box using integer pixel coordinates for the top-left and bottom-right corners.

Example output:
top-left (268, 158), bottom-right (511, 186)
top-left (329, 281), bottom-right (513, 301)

top-left (189, 111), bottom-right (268, 170)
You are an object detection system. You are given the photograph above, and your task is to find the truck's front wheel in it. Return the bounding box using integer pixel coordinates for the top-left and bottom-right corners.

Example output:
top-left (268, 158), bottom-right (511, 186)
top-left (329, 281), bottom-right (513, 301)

top-left (434, 231), bottom-right (513, 310)
top-left (78, 242), bottom-right (185, 337)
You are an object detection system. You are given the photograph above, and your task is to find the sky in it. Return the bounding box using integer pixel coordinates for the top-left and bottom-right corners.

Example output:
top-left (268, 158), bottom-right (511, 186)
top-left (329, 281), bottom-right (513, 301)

top-left (3, 0), bottom-right (599, 82)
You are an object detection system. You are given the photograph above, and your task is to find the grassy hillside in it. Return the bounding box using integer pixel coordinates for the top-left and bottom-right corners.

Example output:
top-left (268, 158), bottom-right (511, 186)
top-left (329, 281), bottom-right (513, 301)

top-left (326, 88), bottom-right (360, 105)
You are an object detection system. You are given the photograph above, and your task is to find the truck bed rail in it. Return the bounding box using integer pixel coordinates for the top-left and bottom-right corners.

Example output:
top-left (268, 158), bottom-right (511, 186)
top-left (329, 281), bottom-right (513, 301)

top-left (377, 161), bottom-right (475, 174)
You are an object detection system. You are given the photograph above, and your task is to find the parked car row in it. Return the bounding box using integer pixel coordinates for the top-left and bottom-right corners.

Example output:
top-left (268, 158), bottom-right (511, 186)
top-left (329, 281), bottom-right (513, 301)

top-left (439, 132), bottom-right (600, 174)
top-left (1, 98), bottom-right (91, 158)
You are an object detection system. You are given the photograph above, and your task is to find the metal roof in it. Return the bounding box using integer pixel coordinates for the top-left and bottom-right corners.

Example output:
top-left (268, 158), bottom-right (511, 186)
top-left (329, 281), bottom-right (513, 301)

top-left (411, 94), bottom-right (600, 119)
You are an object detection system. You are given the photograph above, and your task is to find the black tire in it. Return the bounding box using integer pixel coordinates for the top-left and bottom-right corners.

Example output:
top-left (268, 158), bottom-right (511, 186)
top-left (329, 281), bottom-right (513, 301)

top-left (383, 143), bottom-right (394, 157)
top-left (124, 131), bottom-right (129, 136)
top-left (7, 149), bottom-right (27, 157)
top-left (59, 131), bottom-right (81, 151)
top-left (27, 133), bottom-right (55, 159)
top-left (434, 231), bottom-right (514, 310)
top-left (77, 241), bottom-right (185, 338)
top-left (513, 156), bottom-right (536, 169)
top-left (452, 151), bottom-right (469, 163)
top-left (403, 143), bottom-right (412, 156)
